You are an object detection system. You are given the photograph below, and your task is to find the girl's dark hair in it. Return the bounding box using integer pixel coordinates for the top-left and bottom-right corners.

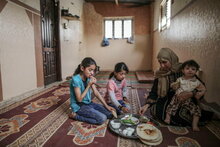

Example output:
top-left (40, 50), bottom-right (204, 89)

top-left (109, 62), bottom-right (129, 79)
top-left (181, 59), bottom-right (200, 70)
top-left (73, 57), bottom-right (97, 75)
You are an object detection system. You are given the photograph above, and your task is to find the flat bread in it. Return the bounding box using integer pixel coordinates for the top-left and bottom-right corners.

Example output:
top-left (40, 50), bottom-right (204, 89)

top-left (140, 130), bottom-right (162, 143)
top-left (136, 124), bottom-right (160, 141)
top-left (139, 134), bottom-right (163, 146)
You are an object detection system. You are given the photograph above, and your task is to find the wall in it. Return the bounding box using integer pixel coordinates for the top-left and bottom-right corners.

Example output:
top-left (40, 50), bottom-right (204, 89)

top-left (152, 0), bottom-right (220, 104)
top-left (60, 0), bottom-right (86, 79)
top-left (0, 0), bottom-right (41, 101)
top-left (0, 0), bottom-right (85, 102)
top-left (83, 2), bottom-right (152, 71)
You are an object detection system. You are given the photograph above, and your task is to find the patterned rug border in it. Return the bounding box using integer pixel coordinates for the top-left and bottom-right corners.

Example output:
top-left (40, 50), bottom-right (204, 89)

top-left (206, 120), bottom-right (220, 140)
top-left (0, 86), bottom-right (58, 114)
top-left (118, 88), bottom-right (144, 147)
top-left (8, 100), bottom-right (70, 146)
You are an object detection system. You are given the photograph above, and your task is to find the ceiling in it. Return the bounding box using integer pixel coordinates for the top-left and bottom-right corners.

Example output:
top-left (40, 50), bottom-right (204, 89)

top-left (85, 0), bottom-right (154, 5)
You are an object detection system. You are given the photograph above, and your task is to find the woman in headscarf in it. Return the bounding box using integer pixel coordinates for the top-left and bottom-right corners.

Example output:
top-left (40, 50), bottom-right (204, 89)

top-left (139, 48), bottom-right (210, 126)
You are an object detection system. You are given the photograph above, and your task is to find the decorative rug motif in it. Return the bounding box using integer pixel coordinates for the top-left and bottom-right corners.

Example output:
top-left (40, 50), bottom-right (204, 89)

top-left (0, 74), bottom-right (219, 147)
top-left (0, 86), bottom-right (57, 114)
top-left (67, 120), bottom-right (108, 145)
top-left (0, 114), bottom-right (29, 140)
top-left (52, 87), bottom-right (70, 96)
top-left (168, 126), bottom-right (189, 135)
top-left (24, 96), bottom-right (60, 113)
top-left (8, 100), bottom-right (70, 147)
top-left (175, 137), bottom-right (201, 147)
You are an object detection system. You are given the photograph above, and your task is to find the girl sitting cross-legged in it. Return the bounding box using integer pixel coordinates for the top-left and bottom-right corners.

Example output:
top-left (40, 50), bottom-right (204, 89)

top-left (105, 62), bottom-right (131, 115)
top-left (69, 57), bottom-right (115, 125)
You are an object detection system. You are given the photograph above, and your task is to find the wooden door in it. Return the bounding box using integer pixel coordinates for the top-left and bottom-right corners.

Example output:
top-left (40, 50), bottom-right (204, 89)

top-left (40, 0), bottom-right (61, 85)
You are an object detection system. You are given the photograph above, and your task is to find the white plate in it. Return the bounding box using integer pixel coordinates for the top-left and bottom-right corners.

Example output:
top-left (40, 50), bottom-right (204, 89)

top-left (120, 114), bottom-right (139, 126)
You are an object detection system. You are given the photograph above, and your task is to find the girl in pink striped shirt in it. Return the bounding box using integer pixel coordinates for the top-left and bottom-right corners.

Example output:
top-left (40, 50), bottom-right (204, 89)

top-left (105, 62), bottom-right (131, 115)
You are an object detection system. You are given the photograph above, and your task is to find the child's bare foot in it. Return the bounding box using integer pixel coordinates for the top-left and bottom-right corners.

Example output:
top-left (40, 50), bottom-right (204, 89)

top-left (192, 115), bottom-right (200, 131)
top-left (193, 126), bottom-right (200, 131)
top-left (164, 118), bottom-right (170, 124)
top-left (68, 112), bottom-right (76, 119)
top-left (164, 113), bottom-right (171, 124)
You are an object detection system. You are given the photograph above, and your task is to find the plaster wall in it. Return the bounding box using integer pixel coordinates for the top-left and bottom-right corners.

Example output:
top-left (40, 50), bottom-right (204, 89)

top-left (60, 0), bottom-right (86, 79)
top-left (18, 0), bottom-right (40, 11)
top-left (0, 2), bottom-right (38, 100)
top-left (152, 0), bottom-right (220, 104)
top-left (84, 2), bottom-right (152, 71)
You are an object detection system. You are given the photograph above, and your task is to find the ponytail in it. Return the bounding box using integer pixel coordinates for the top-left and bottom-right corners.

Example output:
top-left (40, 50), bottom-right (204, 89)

top-left (109, 72), bottom-right (114, 79)
top-left (73, 64), bottom-right (81, 75)
top-left (73, 57), bottom-right (97, 76)
top-left (109, 62), bottom-right (129, 79)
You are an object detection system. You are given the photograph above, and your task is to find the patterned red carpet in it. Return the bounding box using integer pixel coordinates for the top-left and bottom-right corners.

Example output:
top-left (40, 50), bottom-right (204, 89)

top-left (0, 72), bottom-right (219, 147)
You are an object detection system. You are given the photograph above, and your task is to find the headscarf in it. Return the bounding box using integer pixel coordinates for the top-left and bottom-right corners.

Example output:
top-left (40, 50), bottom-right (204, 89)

top-left (155, 48), bottom-right (182, 97)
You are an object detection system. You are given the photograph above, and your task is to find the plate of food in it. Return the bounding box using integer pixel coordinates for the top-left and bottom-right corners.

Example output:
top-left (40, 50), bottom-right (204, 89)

top-left (136, 123), bottom-right (163, 146)
top-left (109, 119), bottom-right (138, 139)
top-left (120, 114), bottom-right (140, 126)
top-left (109, 114), bottom-right (160, 139)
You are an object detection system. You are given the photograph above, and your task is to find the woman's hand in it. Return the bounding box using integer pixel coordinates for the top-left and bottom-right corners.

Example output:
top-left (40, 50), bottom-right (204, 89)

top-left (177, 91), bottom-right (193, 102)
top-left (121, 106), bottom-right (129, 113)
top-left (194, 84), bottom-right (206, 99)
top-left (139, 104), bottom-right (149, 115)
top-left (195, 90), bottom-right (206, 99)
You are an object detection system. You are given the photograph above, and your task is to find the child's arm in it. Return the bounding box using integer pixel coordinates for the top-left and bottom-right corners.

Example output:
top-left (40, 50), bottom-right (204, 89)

top-left (171, 78), bottom-right (180, 90)
top-left (107, 81), bottom-right (129, 113)
top-left (109, 91), bottom-right (123, 107)
top-left (74, 76), bottom-right (95, 102)
top-left (122, 80), bottom-right (129, 103)
top-left (91, 84), bottom-right (115, 112)
top-left (107, 81), bottom-right (123, 108)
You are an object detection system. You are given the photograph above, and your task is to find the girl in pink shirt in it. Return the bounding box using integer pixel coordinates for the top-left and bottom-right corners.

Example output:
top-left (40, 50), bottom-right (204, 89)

top-left (105, 62), bottom-right (131, 115)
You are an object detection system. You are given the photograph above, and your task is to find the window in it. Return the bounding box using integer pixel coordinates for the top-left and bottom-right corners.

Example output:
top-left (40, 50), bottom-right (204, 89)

top-left (159, 0), bottom-right (171, 31)
top-left (104, 18), bottom-right (133, 39)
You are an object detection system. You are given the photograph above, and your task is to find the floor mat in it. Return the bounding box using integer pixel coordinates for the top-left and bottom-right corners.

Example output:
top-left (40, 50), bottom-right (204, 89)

top-left (95, 71), bottom-right (152, 88)
top-left (0, 74), bottom-right (219, 147)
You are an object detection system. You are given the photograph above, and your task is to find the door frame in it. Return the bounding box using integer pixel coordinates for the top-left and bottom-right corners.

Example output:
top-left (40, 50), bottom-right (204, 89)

top-left (40, 0), bottom-right (62, 85)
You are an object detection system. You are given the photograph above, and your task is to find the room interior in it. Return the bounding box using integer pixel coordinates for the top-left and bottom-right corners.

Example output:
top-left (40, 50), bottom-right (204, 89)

top-left (0, 0), bottom-right (220, 146)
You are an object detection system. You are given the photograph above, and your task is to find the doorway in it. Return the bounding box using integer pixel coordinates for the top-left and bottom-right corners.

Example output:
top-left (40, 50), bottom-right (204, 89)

top-left (40, 0), bottom-right (61, 85)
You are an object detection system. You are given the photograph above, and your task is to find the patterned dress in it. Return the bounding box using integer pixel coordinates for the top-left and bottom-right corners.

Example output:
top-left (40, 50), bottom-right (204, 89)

top-left (148, 72), bottom-right (210, 126)
top-left (166, 77), bottom-right (202, 117)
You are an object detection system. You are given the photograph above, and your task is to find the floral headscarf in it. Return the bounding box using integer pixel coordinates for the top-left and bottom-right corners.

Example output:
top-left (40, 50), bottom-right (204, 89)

top-left (155, 48), bottom-right (182, 97)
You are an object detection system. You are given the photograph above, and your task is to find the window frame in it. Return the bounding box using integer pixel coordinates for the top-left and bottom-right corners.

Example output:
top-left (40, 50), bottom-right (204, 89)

top-left (159, 0), bottom-right (171, 31)
top-left (104, 17), bottom-right (133, 40)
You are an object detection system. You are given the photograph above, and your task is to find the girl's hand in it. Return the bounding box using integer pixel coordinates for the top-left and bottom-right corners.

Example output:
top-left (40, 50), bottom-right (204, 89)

top-left (123, 97), bottom-right (130, 104)
top-left (89, 76), bottom-right (97, 86)
top-left (121, 106), bottom-right (129, 113)
top-left (105, 105), bottom-right (115, 112)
